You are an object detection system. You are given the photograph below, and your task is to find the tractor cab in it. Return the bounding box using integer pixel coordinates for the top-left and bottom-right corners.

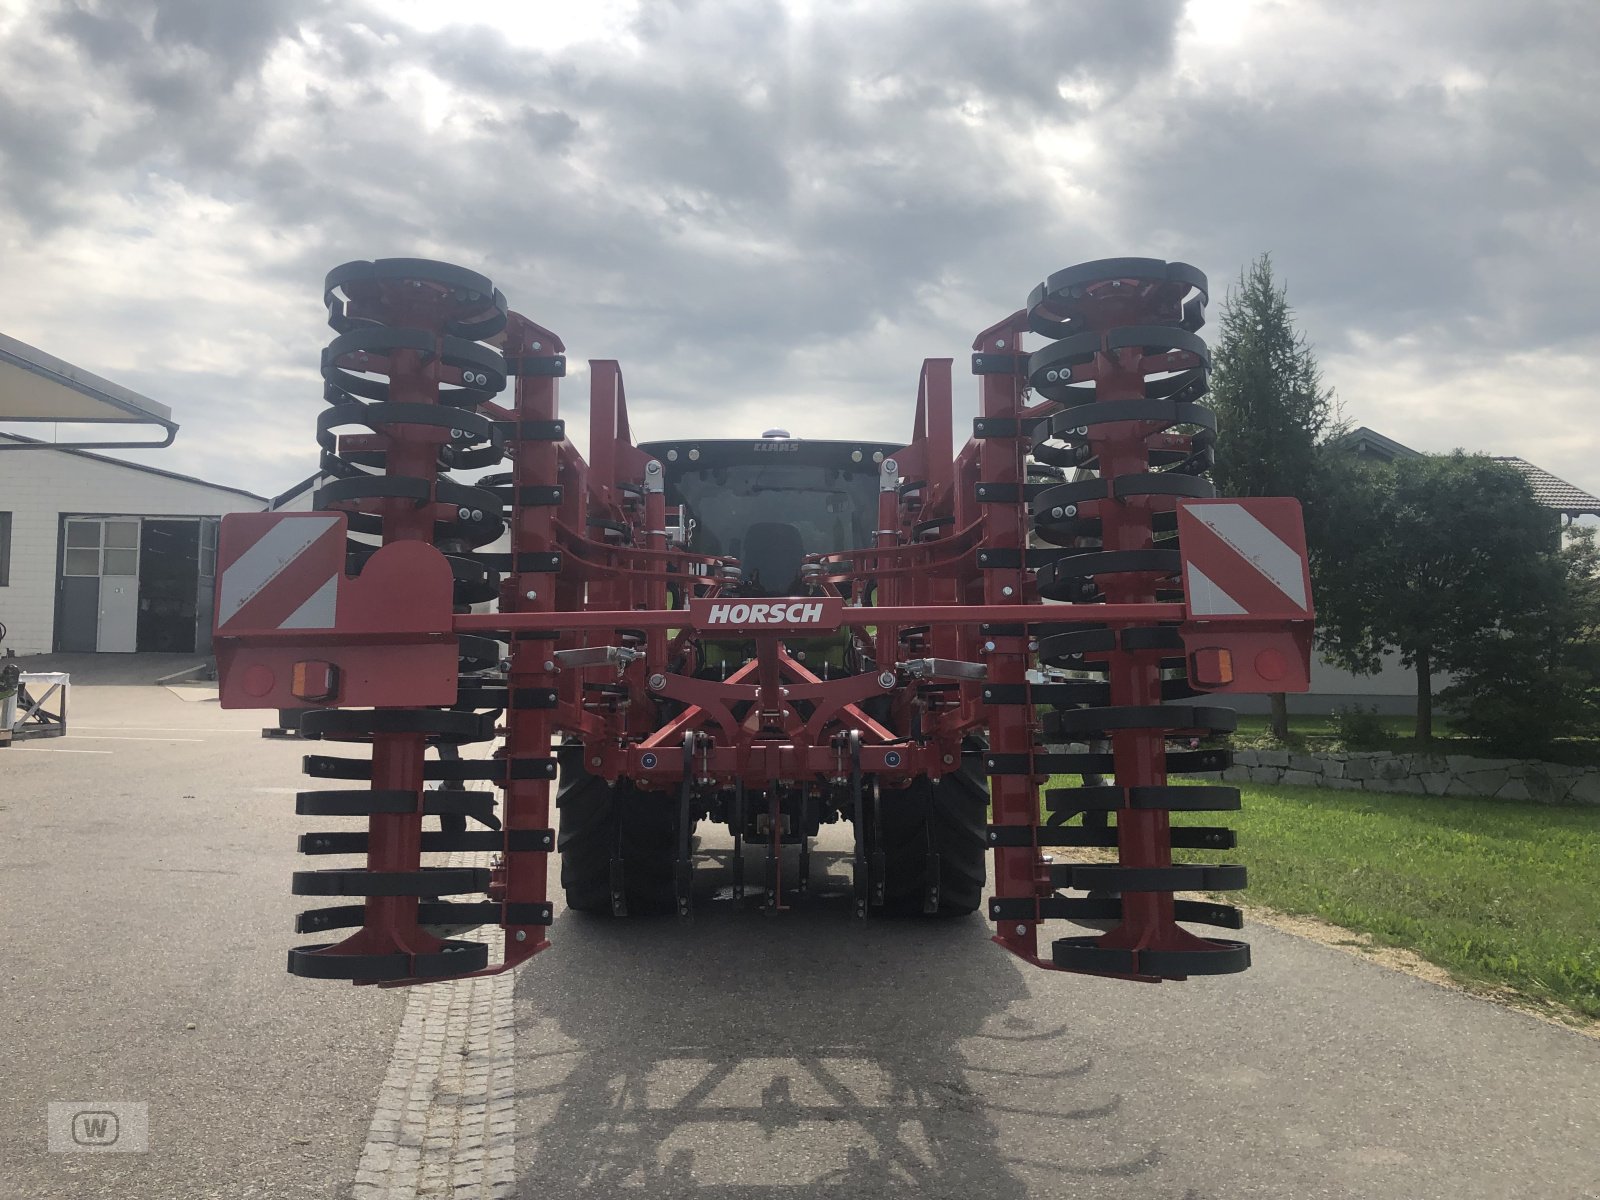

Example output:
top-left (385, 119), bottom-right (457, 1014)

top-left (637, 435), bottom-right (903, 596)
top-left (638, 434), bottom-right (904, 679)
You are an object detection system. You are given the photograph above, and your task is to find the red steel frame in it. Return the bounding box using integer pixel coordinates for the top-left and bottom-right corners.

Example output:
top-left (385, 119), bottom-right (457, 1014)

top-left (215, 256), bottom-right (1312, 987)
top-left (324, 280), bottom-right (474, 976)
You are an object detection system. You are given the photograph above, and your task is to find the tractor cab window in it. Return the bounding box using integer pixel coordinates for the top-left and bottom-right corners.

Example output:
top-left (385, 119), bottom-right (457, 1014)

top-left (673, 463), bottom-right (877, 565)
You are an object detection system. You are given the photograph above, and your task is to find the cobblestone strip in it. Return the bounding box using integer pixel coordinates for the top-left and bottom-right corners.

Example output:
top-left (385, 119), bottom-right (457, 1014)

top-left (352, 851), bottom-right (517, 1200)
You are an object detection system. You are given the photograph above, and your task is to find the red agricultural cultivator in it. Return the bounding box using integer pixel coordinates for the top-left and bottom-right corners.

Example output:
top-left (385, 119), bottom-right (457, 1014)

top-left (214, 256), bottom-right (1313, 987)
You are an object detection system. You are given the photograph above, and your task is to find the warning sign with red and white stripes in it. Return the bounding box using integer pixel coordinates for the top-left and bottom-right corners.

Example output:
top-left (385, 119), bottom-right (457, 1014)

top-left (1177, 499), bottom-right (1313, 621)
top-left (215, 512), bottom-right (346, 634)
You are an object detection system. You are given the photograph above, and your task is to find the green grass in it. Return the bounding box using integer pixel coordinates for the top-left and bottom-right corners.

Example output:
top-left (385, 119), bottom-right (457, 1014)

top-left (1048, 778), bottom-right (1600, 1021)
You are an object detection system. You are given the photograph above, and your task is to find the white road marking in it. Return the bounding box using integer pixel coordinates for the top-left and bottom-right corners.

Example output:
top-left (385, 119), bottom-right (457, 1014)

top-left (73, 726), bottom-right (262, 733)
top-left (62, 736), bottom-right (205, 742)
top-left (9, 747), bottom-right (112, 754)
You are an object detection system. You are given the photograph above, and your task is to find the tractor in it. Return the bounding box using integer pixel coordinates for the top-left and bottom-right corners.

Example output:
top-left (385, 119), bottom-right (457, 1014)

top-left (213, 256), bottom-right (1313, 987)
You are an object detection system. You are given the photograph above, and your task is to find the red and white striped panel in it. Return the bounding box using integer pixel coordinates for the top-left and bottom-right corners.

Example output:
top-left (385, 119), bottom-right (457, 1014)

top-left (1177, 499), bottom-right (1313, 621)
top-left (215, 513), bottom-right (346, 635)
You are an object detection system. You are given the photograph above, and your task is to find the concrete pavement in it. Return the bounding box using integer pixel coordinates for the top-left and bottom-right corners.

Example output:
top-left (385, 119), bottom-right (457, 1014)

top-left (1, 683), bottom-right (406, 1200)
top-left (509, 841), bottom-right (1600, 1200)
top-left (3, 680), bottom-right (1598, 1199)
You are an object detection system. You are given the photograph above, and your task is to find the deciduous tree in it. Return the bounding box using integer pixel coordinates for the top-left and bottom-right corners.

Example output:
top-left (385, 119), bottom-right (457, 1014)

top-left (1316, 453), bottom-right (1559, 742)
top-left (1440, 525), bottom-right (1600, 752)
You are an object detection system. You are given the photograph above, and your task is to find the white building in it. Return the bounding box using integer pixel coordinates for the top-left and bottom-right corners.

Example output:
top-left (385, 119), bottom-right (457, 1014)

top-left (0, 434), bottom-right (267, 654)
top-left (0, 331), bottom-right (269, 656)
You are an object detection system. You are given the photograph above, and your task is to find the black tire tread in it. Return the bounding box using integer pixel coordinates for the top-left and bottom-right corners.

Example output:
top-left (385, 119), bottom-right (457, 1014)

top-left (873, 754), bottom-right (988, 916)
top-left (556, 756), bottom-right (680, 916)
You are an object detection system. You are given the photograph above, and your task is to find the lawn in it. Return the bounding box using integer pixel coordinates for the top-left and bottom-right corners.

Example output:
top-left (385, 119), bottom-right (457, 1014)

top-left (1047, 778), bottom-right (1600, 1021)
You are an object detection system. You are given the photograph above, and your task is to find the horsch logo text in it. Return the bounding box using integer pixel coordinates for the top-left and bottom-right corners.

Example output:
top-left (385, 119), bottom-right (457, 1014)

top-left (688, 596), bottom-right (844, 630)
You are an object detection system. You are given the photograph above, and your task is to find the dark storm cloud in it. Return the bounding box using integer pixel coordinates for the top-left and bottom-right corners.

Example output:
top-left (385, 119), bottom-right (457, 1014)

top-left (50, 0), bottom-right (318, 74)
top-left (1101, 0), bottom-right (1600, 353)
top-left (1116, 87), bottom-right (1598, 353)
top-left (510, 107), bottom-right (581, 153)
top-left (0, 1), bottom-right (323, 229)
top-left (0, 85), bottom-right (85, 227)
top-left (153, 0), bottom-right (1186, 413)
top-left (0, 0), bottom-right (1594, 491)
top-left (792, 0), bottom-right (1183, 117)
top-left (1, 0), bottom-right (1179, 304)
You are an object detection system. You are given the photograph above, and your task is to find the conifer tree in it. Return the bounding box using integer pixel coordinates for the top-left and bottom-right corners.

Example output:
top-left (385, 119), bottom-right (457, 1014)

top-left (1208, 254), bottom-right (1339, 738)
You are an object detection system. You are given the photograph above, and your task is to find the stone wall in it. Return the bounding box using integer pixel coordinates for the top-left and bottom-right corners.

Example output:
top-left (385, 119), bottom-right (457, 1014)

top-left (1215, 749), bottom-right (1600, 805)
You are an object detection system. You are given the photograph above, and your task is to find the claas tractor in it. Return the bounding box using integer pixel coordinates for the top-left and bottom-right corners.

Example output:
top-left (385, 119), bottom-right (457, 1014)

top-left (213, 256), bottom-right (1313, 987)
top-left (561, 433), bottom-right (992, 919)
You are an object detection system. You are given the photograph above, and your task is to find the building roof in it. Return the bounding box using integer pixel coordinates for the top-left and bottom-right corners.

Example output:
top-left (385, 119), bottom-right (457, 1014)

top-left (1335, 426), bottom-right (1600, 517)
top-left (269, 470), bottom-right (325, 510)
top-left (0, 432), bottom-right (266, 503)
top-left (1335, 426), bottom-right (1424, 462)
top-left (1490, 457), bottom-right (1600, 517)
top-left (0, 331), bottom-right (177, 448)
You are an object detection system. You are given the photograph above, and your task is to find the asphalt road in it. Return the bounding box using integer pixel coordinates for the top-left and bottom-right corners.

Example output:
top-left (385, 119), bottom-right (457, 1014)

top-left (4, 680), bottom-right (1598, 1199)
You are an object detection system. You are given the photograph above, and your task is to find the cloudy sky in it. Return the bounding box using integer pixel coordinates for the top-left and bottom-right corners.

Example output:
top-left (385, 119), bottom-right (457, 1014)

top-left (0, 0), bottom-right (1595, 502)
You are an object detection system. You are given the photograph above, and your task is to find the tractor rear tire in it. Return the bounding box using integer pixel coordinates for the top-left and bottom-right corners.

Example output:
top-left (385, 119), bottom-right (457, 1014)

top-left (873, 760), bottom-right (988, 916)
top-left (556, 753), bottom-right (681, 916)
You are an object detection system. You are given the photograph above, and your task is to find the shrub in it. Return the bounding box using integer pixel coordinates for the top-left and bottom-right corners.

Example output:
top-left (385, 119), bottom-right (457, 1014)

top-left (1331, 703), bottom-right (1388, 750)
top-left (1442, 527), bottom-right (1600, 756)
top-left (1442, 656), bottom-right (1597, 755)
